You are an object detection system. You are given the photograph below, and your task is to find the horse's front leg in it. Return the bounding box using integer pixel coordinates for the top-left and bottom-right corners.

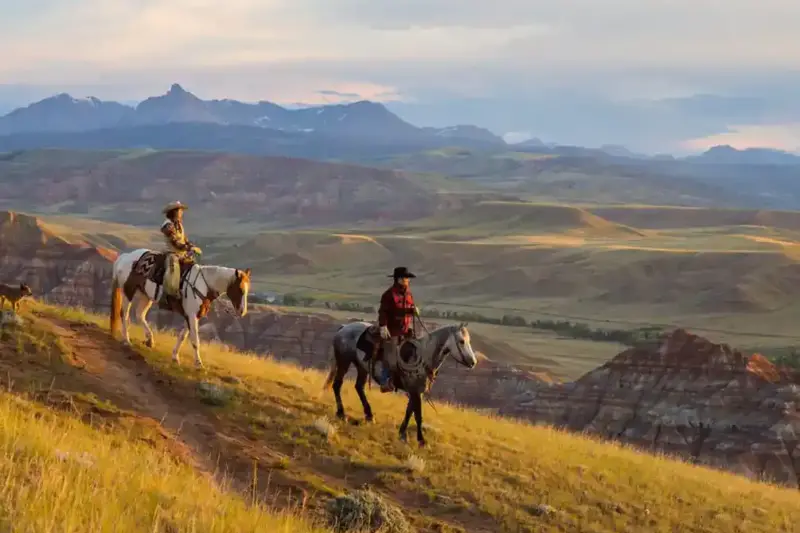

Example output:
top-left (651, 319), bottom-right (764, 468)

top-left (412, 391), bottom-right (425, 447)
top-left (188, 317), bottom-right (204, 368)
top-left (172, 326), bottom-right (189, 364)
top-left (399, 394), bottom-right (413, 443)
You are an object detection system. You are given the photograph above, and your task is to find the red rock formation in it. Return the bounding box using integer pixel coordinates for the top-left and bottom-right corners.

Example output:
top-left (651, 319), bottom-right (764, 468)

top-left (0, 211), bottom-right (117, 309)
top-left (500, 328), bottom-right (800, 488)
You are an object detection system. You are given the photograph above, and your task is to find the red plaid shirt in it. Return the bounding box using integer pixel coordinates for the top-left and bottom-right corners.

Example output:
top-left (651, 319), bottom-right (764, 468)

top-left (378, 284), bottom-right (415, 337)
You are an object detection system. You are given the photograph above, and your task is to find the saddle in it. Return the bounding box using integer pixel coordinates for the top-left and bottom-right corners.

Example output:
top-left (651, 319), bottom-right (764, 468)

top-left (130, 252), bottom-right (196, 312)
top-left (132, 251), bottom-right (194, 285)
top-left (360, 324), bottom-right (420, 363)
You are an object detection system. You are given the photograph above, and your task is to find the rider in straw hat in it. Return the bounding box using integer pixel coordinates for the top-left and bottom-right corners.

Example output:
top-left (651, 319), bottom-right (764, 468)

top-left (375, 266), bottom-right (420, 392)
top-left (159, 201), bottom-right (201, 306)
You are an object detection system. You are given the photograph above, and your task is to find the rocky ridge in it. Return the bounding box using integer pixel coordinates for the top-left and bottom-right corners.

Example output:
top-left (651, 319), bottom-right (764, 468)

top-left (0, 211), bottom-right (116, 309)
top-left (501, 329), bottom-right (800, 487)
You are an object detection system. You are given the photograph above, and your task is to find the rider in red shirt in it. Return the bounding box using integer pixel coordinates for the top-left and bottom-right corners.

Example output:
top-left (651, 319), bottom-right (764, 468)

top-left (376, 266), bottom-right (418, 392)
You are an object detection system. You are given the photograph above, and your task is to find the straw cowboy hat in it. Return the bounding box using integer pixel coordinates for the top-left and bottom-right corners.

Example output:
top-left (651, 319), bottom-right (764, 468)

top-left (162, 201), bottom-right (188, 214)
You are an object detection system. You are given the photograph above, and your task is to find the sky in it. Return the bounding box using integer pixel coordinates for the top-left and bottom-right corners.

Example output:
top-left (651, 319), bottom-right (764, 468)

top-left (2, 0), bottom-right (800, 154)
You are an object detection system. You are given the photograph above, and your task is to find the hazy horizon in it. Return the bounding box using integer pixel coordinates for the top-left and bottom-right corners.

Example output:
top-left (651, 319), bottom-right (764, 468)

top-left (3, 0), bottom-right (800, 154)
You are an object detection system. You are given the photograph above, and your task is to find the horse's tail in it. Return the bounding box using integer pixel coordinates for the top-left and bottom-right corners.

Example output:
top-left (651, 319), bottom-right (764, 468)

top-left (109, 273), bottom-right (122, 337)
top-left (322, 344), bottom-right (338, 391)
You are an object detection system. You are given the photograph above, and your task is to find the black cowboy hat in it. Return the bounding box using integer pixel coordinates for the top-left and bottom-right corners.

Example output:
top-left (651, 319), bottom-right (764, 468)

top-left (389, 266), bottom-right (416, 279)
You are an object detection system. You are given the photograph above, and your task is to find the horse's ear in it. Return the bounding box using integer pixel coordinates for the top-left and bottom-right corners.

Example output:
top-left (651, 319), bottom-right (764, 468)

top-left (244, 268), bottom-right (251, 277)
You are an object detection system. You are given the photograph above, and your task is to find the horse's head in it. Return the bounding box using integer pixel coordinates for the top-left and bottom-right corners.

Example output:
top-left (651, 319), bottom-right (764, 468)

top-left (445, 322), bottom-right (478, 369)
top-left (226, 268), bottom-right (251, 317)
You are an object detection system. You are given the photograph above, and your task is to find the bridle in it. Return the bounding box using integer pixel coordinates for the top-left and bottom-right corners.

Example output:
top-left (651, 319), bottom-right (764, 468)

top-left (183, 264), bottom-right (214, 302)
top-left (181, 264), bottom-right (239, 316)
top-left (428, 326), bottom-right (475, 383)
top-left (445, 327), bottom-right (475, 369)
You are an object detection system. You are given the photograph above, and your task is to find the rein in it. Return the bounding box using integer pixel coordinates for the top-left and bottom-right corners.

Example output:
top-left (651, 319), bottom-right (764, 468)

top-left (184, 266), bottom-right (215, 301)
top-left (414, 314), bottom-right (432, 336)
top-left (179, 265), bottom-right (229, 317)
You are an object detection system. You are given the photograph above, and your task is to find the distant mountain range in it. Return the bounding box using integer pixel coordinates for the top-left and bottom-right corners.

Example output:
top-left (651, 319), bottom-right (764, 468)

top-left (0, 84), bottom-right (504, 148)
top-left (1, 83), bottom-right (800, 168)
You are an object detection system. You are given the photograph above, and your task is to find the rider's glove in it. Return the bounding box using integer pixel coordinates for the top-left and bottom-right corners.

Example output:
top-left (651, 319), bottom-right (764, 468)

top-left (379, 325), bottom-right (391, 339)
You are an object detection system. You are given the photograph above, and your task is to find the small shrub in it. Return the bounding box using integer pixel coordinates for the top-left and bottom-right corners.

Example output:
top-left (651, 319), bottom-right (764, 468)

top-left (405, 454), bottom-right (426, 474)
top-left (313, 416), bottom-right (337, 440)
top-left (326, 487), bottom-right (412, 533)
top-left (196, 382), bottom-right (231, 406)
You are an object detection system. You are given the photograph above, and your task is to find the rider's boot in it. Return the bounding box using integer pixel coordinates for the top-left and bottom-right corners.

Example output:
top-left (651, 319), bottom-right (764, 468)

top-left (379, 362), bottom-right (395, 392)
top-left (157, 290), bottom-right (170, 309)
top-left (158, 286), bottom-right (180, 309)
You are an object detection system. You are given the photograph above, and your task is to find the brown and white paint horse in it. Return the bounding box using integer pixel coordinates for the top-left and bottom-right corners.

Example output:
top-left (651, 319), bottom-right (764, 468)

top-left (109, 248), bottom-right (251, 368)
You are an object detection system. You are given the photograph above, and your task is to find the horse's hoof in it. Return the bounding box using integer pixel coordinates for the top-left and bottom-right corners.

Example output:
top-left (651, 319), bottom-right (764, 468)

top-left (145, 338), bottom-right (154, 348)
top-left (418, 439), bottom-right (426, 448)
top-left (399, 433), bottom-right (408, 443)
top-left (336, 411), bottom-right (346, 421)
top-left (365, 415), bottom-right (374, 424)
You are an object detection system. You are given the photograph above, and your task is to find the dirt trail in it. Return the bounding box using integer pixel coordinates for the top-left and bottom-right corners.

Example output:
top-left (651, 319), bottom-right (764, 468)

top-left (23, 312), bottom-right (499, 532)
top-left (29, 312), bottom-right (319, 511)
top-left (38, 315), bottom-right (216, 469)
top-left (38, 314), bottom-right (206, 429)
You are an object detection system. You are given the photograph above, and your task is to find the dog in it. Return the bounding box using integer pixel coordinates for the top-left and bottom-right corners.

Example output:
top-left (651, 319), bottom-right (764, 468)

top-left (0, 283), bottom-right (33, 313)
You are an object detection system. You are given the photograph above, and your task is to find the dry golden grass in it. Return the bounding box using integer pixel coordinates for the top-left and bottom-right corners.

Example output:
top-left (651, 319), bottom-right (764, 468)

top-left (0, 389), bottom-right (325, 533)
top-left (34, 302), bottom-right (800, 533)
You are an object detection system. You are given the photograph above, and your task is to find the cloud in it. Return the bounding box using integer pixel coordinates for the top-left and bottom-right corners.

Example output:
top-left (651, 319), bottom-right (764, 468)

top-left (683, 124), bottom-right (800, 153)
top-left (2, 0), bottom-right (800, 151)
top-left (7, 0), bottom-right (799, 79)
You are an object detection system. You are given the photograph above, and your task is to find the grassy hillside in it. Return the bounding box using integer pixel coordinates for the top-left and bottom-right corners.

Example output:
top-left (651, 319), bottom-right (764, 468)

top-left (206, 201), bottom-right (800, 324)
top-left (6, 301), bottom-right (798, 532)
top-left (0, 309), bottom-right (324, 532)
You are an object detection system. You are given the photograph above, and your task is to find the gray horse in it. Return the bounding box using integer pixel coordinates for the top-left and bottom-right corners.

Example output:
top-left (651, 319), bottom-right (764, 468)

top-left (322, 320), bottom-right (478, 446)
